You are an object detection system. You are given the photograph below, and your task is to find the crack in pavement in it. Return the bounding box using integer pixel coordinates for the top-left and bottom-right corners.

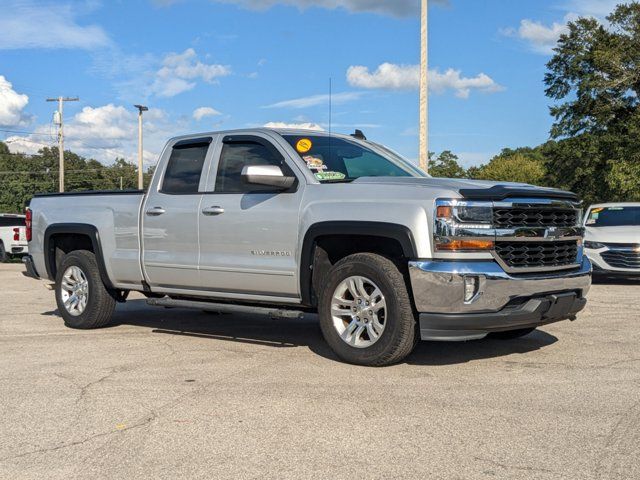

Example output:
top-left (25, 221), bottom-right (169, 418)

top-left (0, 355), bottom-right (286, 464)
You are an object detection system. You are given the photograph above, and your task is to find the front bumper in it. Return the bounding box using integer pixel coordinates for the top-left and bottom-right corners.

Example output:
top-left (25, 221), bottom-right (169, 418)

top-left (409, 257), bottom-right (592, 340)
top-left (586, 250), bottom-right (640, 276)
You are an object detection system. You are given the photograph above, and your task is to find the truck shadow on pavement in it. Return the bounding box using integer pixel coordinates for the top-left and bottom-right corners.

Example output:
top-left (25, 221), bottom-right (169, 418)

top-left (99, 299), bottom-right (559, 366)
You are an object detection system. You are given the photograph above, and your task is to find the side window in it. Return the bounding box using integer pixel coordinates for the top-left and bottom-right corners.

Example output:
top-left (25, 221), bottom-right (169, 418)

top-left (215, 141), bottom-right (284, 193)
top-left (161, 142), bottom-right (210, 194)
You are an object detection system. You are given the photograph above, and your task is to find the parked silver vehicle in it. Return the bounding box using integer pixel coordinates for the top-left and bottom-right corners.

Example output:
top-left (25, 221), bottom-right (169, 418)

top-left (583, 203), bottom-right (640, 277)
top-left (23, 129), bottom-right (592, 366)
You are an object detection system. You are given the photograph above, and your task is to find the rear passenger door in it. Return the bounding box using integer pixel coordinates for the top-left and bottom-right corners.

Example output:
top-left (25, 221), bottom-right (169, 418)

top-left (142, 137), bottom-right (214, 290)
top-left (198, 134), bottom-right (303, 299)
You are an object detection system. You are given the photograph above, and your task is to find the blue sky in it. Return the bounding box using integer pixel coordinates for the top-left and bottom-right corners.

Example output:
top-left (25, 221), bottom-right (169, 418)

top-left (0, 0), bottom-right (621, 168)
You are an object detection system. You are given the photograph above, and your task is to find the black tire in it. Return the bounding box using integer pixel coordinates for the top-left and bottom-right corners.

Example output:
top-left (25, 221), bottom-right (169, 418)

top-left (55, 250), bottom-right (116, 329)
top-left (0, 242), bottom-right (8, 263)
top-left (489, 327), bottom-right (536, 340)
top-left (318, 253), bottom-right (418, 367)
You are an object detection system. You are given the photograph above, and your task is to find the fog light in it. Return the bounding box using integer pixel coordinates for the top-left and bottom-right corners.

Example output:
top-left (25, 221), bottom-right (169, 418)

top-left (464, 276), bottom-right (479, 303)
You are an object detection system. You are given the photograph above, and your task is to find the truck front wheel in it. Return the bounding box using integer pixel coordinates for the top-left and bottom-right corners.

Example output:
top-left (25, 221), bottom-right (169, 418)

top-left (55, 250), bottom-right (116, 329)
top-left (318, 253), bottom-right (418, 367)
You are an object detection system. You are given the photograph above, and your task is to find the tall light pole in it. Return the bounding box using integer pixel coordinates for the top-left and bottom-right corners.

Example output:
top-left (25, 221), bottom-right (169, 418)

top-left (134, 105), bottom-right (148, 190)
top-left (419, 0), bottom-right (429, 173)
top-left (46, 96), bottom-right (79, 192)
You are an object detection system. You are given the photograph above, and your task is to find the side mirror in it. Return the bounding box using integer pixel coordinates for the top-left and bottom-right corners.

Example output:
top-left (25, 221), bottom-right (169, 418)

top-left (241, 165), bottom-right (296, 190)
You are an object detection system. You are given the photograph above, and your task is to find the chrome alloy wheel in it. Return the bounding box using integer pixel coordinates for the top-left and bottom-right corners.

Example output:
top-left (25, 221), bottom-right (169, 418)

top-left (331, 275), bottom-right (386, 349)
top-left (60, 266), bottom-right (89, 317)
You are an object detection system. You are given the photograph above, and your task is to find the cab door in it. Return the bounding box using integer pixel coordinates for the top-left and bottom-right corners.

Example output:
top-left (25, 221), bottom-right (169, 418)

top-left (198, 134), bottom-right (304, 298)
top-left (141, 137), bottom-right (214, 290)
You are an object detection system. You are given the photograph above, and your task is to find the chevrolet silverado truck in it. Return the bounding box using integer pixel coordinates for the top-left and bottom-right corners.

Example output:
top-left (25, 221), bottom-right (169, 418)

top-left (23, 128), bottom-right (592, 366)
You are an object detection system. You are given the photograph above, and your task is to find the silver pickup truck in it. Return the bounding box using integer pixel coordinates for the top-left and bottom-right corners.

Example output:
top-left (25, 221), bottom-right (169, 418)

top-left (23, 128), bottom-right (592, 366)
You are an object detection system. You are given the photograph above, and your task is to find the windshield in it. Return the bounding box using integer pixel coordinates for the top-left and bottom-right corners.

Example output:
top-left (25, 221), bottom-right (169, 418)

top-left (586, 206), bottom-right (640, 227)
top-left (283, 135), bottom-right (425, 182)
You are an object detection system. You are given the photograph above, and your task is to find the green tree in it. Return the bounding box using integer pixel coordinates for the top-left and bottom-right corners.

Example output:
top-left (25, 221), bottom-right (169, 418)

top-left (470, 154), bottom-right (546, 185)
top-left (428, 151), bottom-right (467, 178)
top-left (469, 149), bottom-right (546, 186)
top-left (543, 2), bottom-right (640, 202)
top-left (0, 141), bottom-right (149, 213)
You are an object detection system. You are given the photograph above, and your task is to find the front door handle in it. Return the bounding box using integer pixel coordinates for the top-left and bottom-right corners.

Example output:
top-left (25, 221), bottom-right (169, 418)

top-left (202, 206), bottom-right (225, 216)
top-left (146, 207), bottom-right (166, 216)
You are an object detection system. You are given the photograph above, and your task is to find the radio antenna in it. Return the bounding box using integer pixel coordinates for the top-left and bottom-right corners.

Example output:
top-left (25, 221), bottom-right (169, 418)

top-left (329, 77), bottom-right (332, 137)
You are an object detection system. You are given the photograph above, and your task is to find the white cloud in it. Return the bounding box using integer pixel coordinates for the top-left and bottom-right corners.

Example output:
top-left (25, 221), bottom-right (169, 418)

top-left (347, 63), bottom-right (419, 91)
top-left (6, 104), bottom-right (177, 166)
top-left (503, 17), bottom-right (570, 55)
top-left (193, 107), bottom-right (222, 121)
top-left (264, 121), bottom-right (325, 130)
top-left (347, 63), bottom-right (504, 99)
top-left (0, 1), bottom-right (110, 50)
top-left (155, 0), bottom-right (449, 17)
top-left (151, 49), bottom-right (231, 97)
top-left (430, 68), bottom-right (505, 99)
top-left (505, 0), bottom-right (620, 55)
top-left (264, 92), bottom-right (363, 109)
top-left (0, 76), bottom-right (30, 126)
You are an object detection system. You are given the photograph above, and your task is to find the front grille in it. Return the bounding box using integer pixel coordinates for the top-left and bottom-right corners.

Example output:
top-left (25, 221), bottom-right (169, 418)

top-left (601, 250), bottom-right (640, 269)
top-left (493, 208), bottom-right (577, 228)
top-left (495, 241), bottom-right (578, 269)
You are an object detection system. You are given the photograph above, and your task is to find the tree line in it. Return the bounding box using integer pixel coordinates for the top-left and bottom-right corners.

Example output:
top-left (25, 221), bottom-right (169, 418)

top-left (0, 142), bottom-right (153, 213)
top-left (1, 3), bottom-right (639, 213)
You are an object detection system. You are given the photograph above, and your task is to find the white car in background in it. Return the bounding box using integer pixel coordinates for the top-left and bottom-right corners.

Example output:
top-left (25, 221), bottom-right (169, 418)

top-left (0, 214), bottom-right (29, 263)
top-left (583, 203), bottom-right (640, 277)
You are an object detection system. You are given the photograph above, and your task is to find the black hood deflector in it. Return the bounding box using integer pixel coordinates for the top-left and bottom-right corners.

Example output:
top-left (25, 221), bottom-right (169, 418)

top-left (459, 185), bottom-right (579, 202)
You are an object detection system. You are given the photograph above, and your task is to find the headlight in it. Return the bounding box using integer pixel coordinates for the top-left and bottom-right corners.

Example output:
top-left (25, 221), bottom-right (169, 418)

top-left (435, 199), bottom-right (494, 252)
top-left (584, 241), bottom-right (605, 250)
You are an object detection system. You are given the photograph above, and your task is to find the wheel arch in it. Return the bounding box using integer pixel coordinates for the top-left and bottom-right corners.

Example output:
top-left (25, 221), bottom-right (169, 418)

top-left (44, 223), bottom-right (113, 289)
top-left (299, 221), bottom-right (417, 307)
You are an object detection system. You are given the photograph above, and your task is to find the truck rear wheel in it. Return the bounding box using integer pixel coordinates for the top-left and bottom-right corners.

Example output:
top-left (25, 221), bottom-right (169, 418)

top-left (55, 250), bottom-right (116, 329)
top-left (0, 242), bottom-right (8, 263)
top-left (318, 253), bottom-right (418, 367)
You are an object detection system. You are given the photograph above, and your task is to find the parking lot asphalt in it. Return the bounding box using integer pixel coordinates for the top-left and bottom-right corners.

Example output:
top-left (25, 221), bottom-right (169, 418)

top-left (0, 263), bottom-right (639, 480)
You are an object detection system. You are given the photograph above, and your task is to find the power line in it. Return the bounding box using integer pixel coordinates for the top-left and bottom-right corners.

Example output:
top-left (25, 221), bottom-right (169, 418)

top-left (0, 128), bottom-right (54, 137)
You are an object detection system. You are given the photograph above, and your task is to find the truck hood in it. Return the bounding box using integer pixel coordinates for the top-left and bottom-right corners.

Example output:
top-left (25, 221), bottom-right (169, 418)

top-left (585, 226), bottom-right (640, 244)
top-left (352, 177), bottom-right (528, 189)
top-left (350, 177), bottom-right (575, 200)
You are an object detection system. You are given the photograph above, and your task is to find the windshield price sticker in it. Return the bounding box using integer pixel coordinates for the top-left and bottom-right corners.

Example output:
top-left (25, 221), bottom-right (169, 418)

top-left (315, 171), bottom-right (346, 181)
top-left (296, 138), bottom-right (313, 153)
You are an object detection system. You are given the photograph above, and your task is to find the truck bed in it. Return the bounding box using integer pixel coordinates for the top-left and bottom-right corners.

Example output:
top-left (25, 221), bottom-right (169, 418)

top-left (29, 191), bottom-right (145, 289)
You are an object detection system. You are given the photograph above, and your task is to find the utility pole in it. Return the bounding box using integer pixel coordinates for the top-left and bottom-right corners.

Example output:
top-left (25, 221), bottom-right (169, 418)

top-left (134, 105), bottom-right (148, 190)
top-left (419, 0), bottom-right (429, 173)
top-left (46, 96), bottom-right (79, 192)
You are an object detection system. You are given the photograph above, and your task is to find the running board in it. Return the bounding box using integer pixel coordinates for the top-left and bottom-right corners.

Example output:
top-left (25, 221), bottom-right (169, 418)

top-left (146, 297), bottom-right (305, 319)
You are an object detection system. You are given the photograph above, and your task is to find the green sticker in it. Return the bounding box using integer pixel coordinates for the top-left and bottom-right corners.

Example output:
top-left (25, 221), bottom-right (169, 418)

top-left (315, 171), bottom-right (346, 181)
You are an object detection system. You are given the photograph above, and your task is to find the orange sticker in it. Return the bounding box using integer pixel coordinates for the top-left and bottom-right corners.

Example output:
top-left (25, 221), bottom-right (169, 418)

top-left (296, 138), bottom-right (313, 153)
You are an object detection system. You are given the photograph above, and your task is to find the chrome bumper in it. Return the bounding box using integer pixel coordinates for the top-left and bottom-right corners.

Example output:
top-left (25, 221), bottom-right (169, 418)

top-left (408, 257), bottom-right (592, 314)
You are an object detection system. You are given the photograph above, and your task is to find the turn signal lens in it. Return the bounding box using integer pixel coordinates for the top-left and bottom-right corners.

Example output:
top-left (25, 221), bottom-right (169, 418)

top-left (436, 239), bottom-right (495, 251)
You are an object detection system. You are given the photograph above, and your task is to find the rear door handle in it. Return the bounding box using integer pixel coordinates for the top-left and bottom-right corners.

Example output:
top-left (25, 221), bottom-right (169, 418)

top-left (146, 207), bottom-right (166, 216)
top-left (202, 206), bottom-right (225, 216)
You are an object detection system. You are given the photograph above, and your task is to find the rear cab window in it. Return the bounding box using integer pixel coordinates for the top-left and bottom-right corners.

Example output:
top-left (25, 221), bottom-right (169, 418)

top-left (0, 217), bottom-right (26, 228)
top-left (161, 139), bottom-right (211, 194)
